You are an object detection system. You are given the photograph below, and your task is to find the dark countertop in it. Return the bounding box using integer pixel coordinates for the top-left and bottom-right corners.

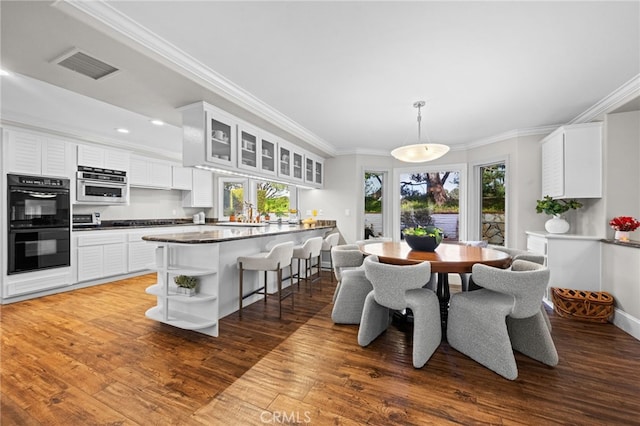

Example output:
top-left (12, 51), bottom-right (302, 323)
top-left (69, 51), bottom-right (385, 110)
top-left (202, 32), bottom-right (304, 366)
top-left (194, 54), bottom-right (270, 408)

top-left (601, 238), bottom-right (640, 249)
top-left (142, 224), bottom-right (334, 244)
top-left (72, 219), bottom-right (206, 231)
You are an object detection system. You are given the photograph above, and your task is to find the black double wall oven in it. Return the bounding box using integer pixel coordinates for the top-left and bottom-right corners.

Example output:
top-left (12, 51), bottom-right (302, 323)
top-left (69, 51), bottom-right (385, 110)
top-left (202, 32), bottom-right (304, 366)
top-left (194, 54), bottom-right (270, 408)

top-left (8, 174), bottom-right (71, 275)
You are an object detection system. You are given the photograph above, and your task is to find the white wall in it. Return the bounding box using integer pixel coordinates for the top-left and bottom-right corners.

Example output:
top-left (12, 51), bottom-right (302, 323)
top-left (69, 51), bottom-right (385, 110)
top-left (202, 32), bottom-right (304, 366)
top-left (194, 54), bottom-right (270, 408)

top-left (603, 111), bottom-right (640, 234)
top-left (73, 188), bottom-right (214, 220)
top-left (306, 135), bottom-right (551, 248)
top-left (601, 110), bottom-right (640, 332)
top-left (467, 135), bottom-right (548, 249)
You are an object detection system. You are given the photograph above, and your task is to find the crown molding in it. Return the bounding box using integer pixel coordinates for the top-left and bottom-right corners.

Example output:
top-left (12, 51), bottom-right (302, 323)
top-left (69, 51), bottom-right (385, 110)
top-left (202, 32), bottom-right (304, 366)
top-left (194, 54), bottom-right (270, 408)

top-left (570, 73), bottom-right (640, 124)
top-left (54, 0), bottom-right (337, 158)
top-left (464, 125), bottom-right (559, 150)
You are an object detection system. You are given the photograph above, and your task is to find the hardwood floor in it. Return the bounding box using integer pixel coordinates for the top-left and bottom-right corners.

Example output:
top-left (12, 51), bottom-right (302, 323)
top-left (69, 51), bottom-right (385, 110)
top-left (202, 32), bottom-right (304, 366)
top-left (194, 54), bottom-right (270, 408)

top-left (1, 273), bottom-right (639, 425)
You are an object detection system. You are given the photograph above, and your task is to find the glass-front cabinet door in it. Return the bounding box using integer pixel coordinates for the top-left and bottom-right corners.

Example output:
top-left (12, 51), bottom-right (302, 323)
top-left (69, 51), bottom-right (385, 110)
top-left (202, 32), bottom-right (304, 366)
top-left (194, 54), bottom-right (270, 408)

top-left (315, 160), bottom-right (323, 186)
top-left (305, 156), bottom-right (314, 183)
top-left (278, 143), bottom-right (292, 179)
top-left (260, 134), bottom-right (276, 176)
top-left (205, 107), bottom-right (236, 167)
top-left (237, 123), bottom-right (259, 172)
top-left (304, 153), bottom-right (324, 188)
top-left (292, 151), bottom-right (304, 182)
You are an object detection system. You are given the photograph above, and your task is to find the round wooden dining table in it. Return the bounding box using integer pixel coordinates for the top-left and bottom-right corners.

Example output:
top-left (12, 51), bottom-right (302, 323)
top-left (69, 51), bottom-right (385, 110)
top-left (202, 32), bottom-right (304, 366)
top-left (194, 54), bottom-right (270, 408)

top-left (360, 241), bottom-right (512, 335)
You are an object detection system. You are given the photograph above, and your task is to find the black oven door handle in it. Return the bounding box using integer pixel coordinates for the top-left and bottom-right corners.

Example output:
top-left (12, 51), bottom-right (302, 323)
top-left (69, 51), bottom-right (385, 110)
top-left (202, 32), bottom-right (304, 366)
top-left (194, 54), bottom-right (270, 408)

top-left (11, 188), bottom-right (70, 198)
top-left (10, 227), bottom-right (70, 233)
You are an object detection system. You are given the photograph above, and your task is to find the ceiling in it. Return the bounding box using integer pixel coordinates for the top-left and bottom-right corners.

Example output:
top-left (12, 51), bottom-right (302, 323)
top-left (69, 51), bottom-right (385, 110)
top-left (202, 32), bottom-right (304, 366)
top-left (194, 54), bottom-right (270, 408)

top-left (1, 1), bottom-right (639, 159)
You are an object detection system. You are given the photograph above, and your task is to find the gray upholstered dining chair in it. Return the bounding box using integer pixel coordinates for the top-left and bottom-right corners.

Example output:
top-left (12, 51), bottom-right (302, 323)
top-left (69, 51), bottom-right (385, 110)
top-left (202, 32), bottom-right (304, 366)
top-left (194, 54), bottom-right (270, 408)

top-left (488, 245), bottom-right (545, 266)
top-left (474, 245), bottom-right (551, 331)
top-left (329, 244), bottom-right (371, 324)
top-left (447, 259), bottom-right (558, 380)
top-left (330, 244), bottom-right (366, 300)
top-left (358, 256), bottom-right (441, 368)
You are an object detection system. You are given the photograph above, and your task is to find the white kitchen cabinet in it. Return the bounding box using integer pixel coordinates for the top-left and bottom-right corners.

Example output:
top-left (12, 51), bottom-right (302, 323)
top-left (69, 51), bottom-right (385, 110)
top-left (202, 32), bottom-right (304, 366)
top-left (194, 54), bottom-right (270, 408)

top-left (314, 158), bottom-right (324, 187)
top-left (182, 168), bottom-right (213, 207)
top-left (76, 231), bottom-right (127, 282)
top-left (304, 153), bottom-right (324, 188)
top-left (259, 132), bottom-right (277, 176)
top-left (128, 231), bottom-right (158, 272)
top-left (277, 141), bottom-right (293, 179)
top-left (129, 155), bottom-right (171, 189)
top-left (171, 166), bottom-right (193, 190)
top-left (541, 122), bottom-right (602, 199)
top-left (292, 150), bottom-right (304, 182)
top-left (526, 231), bottom-right (601, 301)
top-left (236, 121), bottom-right (280, 177)
top-left (77, 145), bottom-right (130, 172)
top-left (127, 228), bottom-right (186, 273)
top-left (237, 122), bottom-right (260, 173)
top-left (181, 101), bottom-right (236, 169)
top-left (4, 267), bottom-right (72, 298)
top-left (181, 100), bottom-right (325, 186)
top-left (145, 243), bottom-right (219, 337)
top-left (129, 241), bottom-right (156, 272)
top-left (4, 129), bottom-right (74, 177)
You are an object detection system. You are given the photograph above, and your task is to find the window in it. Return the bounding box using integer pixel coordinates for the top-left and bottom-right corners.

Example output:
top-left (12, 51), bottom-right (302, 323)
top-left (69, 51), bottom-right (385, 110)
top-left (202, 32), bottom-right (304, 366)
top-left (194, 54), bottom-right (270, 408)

top-left (398, 170), bottom-right (461, 241)
top-left (220, 177), bottom-right (295, 222)
top-left (480, 162), bottom-right (506, 245)
top-left (364, 172), bottom-right (385, 239)
top-left (255, 181), bottom-right (290, 218)
top-left (221, 179), bottom-right (245, 219)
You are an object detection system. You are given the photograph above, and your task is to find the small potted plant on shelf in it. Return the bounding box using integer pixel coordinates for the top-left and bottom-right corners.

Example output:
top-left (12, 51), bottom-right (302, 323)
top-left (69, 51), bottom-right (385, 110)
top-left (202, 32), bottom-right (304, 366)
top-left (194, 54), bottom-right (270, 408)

top-left (609, 216), bottom-right (640, 242)
top-left (535, 195), bottom-right (582, 234)
top-left (402, 225), bottom-right (444, 252)
top-left (174, 275), bottom-right (198, 297)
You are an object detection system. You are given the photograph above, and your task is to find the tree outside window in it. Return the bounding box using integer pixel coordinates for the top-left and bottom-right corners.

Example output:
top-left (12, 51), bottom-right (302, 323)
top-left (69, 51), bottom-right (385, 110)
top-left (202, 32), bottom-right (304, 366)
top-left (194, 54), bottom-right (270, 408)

top-left (400, 172), bottom-right (460, 240)
top-left (256, 182), bottom-right (289, 216)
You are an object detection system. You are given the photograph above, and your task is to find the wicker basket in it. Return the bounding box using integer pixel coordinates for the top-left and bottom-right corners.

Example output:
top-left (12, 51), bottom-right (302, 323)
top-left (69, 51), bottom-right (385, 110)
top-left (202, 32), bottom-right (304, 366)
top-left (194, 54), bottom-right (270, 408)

top-left (551, 287), bottom-right (614, 323)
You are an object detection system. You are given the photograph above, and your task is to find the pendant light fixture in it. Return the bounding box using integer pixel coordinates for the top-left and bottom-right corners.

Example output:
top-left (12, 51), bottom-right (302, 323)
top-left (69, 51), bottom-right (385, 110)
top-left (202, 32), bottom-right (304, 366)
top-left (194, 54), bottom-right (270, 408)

top-left (391, 100), bottom-right (450, 163)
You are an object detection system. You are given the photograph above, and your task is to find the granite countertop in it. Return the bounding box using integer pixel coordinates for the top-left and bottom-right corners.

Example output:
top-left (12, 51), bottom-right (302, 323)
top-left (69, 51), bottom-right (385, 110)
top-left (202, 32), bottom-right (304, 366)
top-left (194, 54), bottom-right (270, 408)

top-left (600, 238), bottom-right (640, 249)
top-left (142, 223), bottom-right (334, 244)
top-left (72, 219), bottom-right (207, 231)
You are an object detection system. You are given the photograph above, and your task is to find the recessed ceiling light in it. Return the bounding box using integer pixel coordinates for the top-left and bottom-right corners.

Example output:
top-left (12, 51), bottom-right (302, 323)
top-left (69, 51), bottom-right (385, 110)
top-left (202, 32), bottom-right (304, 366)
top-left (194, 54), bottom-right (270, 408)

top-left (0, 69), bottom-right (10, 76)
top-left (115, 128), bottom-right (130, 134)
top-left (150, 119), bottom-right (164, 126)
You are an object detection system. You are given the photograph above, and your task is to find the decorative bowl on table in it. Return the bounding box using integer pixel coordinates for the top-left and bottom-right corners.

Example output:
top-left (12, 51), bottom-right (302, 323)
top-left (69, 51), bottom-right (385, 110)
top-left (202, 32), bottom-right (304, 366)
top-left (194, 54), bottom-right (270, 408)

top-left (402, 226), bottom-right (444, 252)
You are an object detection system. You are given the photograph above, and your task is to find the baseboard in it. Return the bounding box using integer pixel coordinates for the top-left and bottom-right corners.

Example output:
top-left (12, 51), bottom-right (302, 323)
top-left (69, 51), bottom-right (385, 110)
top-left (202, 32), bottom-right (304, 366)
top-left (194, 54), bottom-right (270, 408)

top-left (612, 308), bottom-right (640, 341)
top-left (544, 298), bottom-right (640, 341)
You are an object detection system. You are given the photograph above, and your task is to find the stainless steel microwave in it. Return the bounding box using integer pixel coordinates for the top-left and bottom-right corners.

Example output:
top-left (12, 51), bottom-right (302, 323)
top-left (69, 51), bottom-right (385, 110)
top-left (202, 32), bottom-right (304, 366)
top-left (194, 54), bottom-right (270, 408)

top-left (76, 166), bottom-right (128, 204)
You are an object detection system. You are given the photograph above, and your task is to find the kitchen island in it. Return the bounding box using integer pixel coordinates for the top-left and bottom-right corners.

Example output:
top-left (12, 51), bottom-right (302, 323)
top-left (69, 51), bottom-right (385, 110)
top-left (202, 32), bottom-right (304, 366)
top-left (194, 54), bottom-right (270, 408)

top-left (142, 223), bottom-right (334, 336)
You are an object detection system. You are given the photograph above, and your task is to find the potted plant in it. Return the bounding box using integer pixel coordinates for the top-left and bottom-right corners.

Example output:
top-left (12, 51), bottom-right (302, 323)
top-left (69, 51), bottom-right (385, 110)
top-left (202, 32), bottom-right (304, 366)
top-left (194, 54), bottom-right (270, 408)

top-left (535, 195), bottom-right (582, 234)
top-left (402, 225), bottom-right (444, 252)
top-left (609, 216), bottom-right (640, 241)
top-left (174, 275), bottom-right (198, 296)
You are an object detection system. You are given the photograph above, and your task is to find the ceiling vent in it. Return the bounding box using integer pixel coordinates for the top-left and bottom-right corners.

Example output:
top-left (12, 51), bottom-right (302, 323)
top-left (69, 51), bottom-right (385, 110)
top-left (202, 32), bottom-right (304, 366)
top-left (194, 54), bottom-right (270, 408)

top-left (53, 48), bottom-right (119, 80)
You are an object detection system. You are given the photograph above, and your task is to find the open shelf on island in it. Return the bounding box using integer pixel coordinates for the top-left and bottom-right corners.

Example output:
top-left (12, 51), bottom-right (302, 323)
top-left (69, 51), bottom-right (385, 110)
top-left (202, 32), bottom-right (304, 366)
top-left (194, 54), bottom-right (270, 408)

top-left (145, 284), bottom-right (218, 302)
top-left (145, 306), bottom-right (218, 332)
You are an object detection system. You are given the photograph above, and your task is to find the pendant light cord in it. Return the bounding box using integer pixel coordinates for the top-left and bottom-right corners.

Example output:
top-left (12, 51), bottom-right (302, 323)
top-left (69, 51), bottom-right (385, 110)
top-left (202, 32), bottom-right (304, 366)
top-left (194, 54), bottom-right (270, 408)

top-left (417, 103), bottom-right (422, 141)
top-left (413, 100), bottom-right (426, 143)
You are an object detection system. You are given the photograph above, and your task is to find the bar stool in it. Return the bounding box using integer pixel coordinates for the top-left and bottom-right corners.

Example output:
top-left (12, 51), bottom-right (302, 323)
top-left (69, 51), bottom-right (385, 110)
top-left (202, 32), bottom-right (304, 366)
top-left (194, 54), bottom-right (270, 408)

top-left (320, 233), bottom-right (339, 281)
top-left (292, 237), bottom-right (323, 295)
top-left (237, 241), bottom-right (294, 318)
